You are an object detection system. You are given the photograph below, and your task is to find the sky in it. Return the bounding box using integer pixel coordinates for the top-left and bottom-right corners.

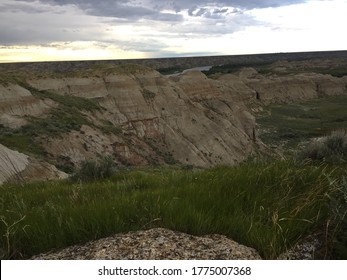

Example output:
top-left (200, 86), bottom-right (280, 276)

top-left (0, 0), bottom-right (346, 62)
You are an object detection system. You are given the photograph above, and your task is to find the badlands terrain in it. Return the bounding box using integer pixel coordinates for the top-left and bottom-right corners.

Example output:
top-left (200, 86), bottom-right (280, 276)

top-left (1, 51), bottom-right (347, 183)
top-left (1, 51), bottom-right (347, 260)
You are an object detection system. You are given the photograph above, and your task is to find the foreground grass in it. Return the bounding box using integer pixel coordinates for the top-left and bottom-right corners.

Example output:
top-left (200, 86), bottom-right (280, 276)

top-left (0, 161), bottom-right (345, 259)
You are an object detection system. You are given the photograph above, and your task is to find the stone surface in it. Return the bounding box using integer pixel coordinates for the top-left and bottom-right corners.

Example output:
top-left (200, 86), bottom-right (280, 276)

top-left (277, 233), bottom-right (326, 260)
top-left (32, 228), bottom-right (262, 260)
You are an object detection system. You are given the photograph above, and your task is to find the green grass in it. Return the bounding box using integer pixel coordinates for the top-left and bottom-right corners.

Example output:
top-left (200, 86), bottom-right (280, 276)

top-left (259, 66), bottom-right (347, 78)
top-left (1, 160), bottom-right (345, 260)
top-left (201, 61), bottom-right (347, 78)
top-left (257, 95), bottom-right (347, 148)
top-left (0, 63), bottom-right (154, 84)
top-left (157, 66), bottom-right (187, 75)
top-left (29, 87), bottom-right (102, 112)
top-left (0, 107), bottom-right (92, 156)
top-left (98, 120), bottom-right (122, 135)
top-left (202, 62), bottom-right (271, 76)
top-left (0, 125), bottom-right (45, 157)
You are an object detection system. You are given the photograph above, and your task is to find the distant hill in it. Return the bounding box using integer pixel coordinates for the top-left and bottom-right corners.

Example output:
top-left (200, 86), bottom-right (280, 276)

top-left (1, 50), bottom-right (347, 73)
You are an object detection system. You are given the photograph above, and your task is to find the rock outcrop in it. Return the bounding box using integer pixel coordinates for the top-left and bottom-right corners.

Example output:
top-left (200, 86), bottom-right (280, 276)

top-left (1, 62), bottom-right (347, 184)
top-left (238, 70), bottom-right (347, 105)
top-left (0, 83), bottom-right (56, 128)
top-left (0, 143), bottom-right (29, 184)
top-left (1, 65), bottom-right (259, 180)
top-left (32, 228), bottom-right (262, 260)
top-left (0, 143), bottom-right (67, 184)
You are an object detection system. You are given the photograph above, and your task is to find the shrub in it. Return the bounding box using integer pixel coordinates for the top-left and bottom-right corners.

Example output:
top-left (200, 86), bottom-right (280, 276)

top-left (142, 89), bottom-right (156, 100)
top-left (325, 134), bottom-right (346, 155)
top-left (298, 131), bottom-right (347, 163)
top-left (71, 156), bottom-right (115, 182)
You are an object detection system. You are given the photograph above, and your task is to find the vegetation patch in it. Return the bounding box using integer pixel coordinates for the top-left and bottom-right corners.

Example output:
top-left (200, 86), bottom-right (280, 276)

top-left (256, 95), bottom-right (347, 149)
top-left (142, 89), bottom-right (156, 101)
top-left (259, 66), bottom-right (347, 78)
top-left (157, 66), bottom-right (186, 75)
top-left (87, 64), bottom-right (153, 76)
top-left (0, 84), bottom-right (104, 156)
top-left (298, 131), bottom-right (347, 164)
top-left (25, 109), bottom-right (91, 136)
top-left (0, 125), bottom-right (45, 156)
top-left (98, 120), bottom-right (122, 135)
top-left (202, 62), bottom-right (271, 76)
top-left (71, 156), bottom-right (115, 183)
top-left (27, 86), bottom-right (103, 112)
top-left (144, 137), bottom-right (178, 165)
top-left (1, 160), bottom-right (346, 260)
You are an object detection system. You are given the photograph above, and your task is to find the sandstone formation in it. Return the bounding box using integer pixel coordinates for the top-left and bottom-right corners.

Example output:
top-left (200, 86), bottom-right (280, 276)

top-left (32, 228), bottom-right (262, 260)
top-left (0, 143), bottom-right (29, 184)
top-left (1, 61), bottom-right (347, 184)
top-left (0, 65), bottom-right (260, 184)
top-left (0, 83), bottom-right (56, 128)
top-left (242, 72), bottom-right (347, 105)
top-left (0, 143), bottom-right (67, 184)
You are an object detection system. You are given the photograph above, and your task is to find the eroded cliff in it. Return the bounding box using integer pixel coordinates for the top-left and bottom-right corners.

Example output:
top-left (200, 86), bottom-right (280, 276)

top-left (0, 62), bottom-right (346, 184)
top-left (0, 65), bottom-right (258, 183)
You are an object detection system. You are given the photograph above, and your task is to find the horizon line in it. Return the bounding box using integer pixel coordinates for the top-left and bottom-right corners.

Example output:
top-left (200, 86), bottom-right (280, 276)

top-left (1, 49), bottom-right (347, 65)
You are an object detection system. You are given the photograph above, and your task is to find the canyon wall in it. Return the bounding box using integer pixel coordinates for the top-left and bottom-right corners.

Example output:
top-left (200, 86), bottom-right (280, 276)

top-left (0, 63), bottom-right (346, 184)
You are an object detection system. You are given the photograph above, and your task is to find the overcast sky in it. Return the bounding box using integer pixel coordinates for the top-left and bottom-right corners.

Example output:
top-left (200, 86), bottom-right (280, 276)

top-left (0, 0), bottom-right (346, 62)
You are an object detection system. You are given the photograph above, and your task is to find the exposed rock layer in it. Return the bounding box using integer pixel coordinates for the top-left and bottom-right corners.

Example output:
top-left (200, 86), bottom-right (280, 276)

top-left (1, 63), bottom-right (347, 183)
top-left (0, 66), bottom-right (259, 182)
top-left (0, 143), bottom-right (29, 184)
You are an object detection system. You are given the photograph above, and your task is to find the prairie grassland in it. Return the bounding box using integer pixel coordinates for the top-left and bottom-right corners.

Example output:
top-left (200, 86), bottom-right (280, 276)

top-left (1, 160), bottom-right (346, 259)
top-left (257, 95), bottom-right (347, 148)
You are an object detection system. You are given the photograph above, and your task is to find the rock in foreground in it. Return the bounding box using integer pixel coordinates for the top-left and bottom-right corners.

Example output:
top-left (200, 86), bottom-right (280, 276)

top-left (32, 228), bottom-right (262, 260)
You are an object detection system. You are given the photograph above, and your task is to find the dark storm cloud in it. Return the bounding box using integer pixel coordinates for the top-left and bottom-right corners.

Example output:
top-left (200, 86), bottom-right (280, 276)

top-left (16, 0), bottom-right (183, 21)
top-left (0, 0), bottom-right (106, 45)
top-left (16, 0), bottom-right (311, 20)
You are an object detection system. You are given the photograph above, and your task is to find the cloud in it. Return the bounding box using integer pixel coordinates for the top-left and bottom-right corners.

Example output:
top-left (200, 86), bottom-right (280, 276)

top-left (16, 0), bottom-right (311, 20)
top-left (8, 0), bottom-right (316, 26)
top-left (150, 0), bottom-right (311, 12)
top-left (2, 0), bottom-right (343, 62)
top-left (15, 0), bottom-right (183, 22)
top-left (1, 0), bottom-right (258, 47)
top-left (0, 0), bottom-right (110, 45)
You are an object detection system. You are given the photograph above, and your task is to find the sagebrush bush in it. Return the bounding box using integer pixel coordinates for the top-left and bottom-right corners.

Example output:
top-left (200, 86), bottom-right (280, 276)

top-left (298, 131), bottom-right (347, 163)
top-left (71, 156), bottom-right (115, 182)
